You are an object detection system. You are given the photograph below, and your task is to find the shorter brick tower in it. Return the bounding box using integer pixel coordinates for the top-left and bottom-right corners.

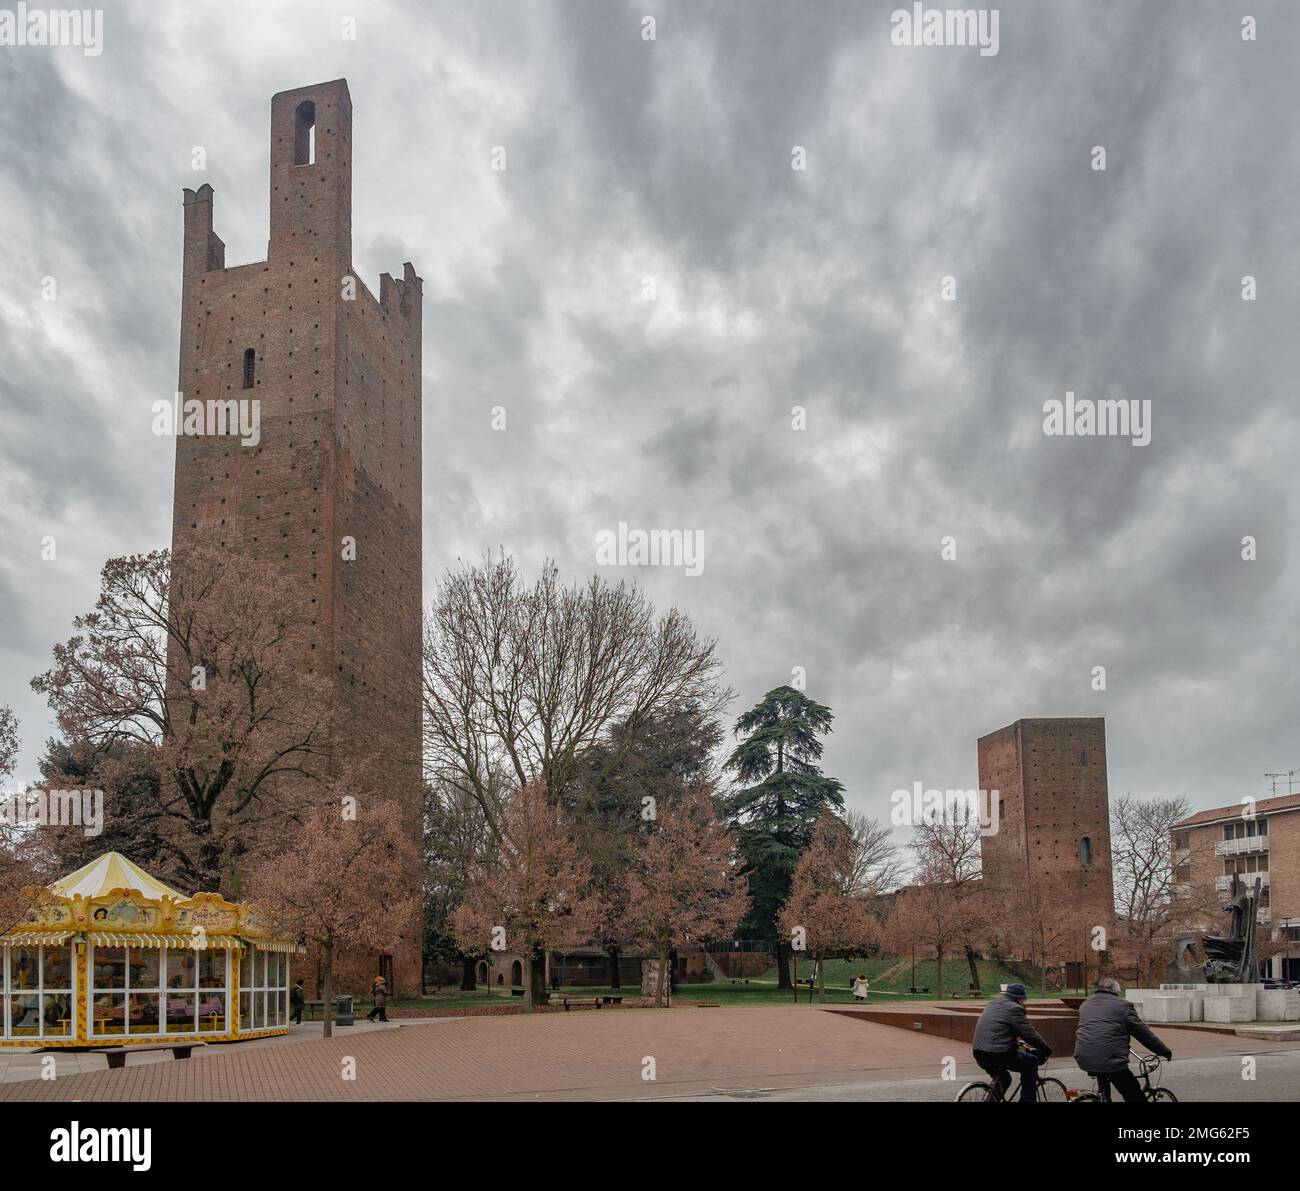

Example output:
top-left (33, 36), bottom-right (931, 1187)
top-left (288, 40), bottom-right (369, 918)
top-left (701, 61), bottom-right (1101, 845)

top-left (978, 718), bottom-right (1115, 933)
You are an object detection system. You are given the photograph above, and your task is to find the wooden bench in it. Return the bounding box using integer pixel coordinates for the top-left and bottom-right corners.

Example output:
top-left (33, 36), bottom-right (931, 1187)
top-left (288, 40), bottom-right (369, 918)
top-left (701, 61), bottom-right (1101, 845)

top-left (92, 1041), bottom-right (208, 1070)
top-left (908, 987), bottom-right (931, 995)
top-left (599, 996), bottom-right (624, 1006)
top-left (301, 1000), bottom-right (325, 1020)
top-left (561, 997), bottom-right (602, 1011)
top-left (952, 989), bottom-right (983, 999)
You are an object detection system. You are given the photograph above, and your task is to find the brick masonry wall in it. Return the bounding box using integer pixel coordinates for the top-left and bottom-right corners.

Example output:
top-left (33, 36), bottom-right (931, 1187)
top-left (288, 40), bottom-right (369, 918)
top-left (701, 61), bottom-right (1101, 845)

top-left (979, 718), bottom-right (1115, 934)
top-left (1270, 813), bottom-right (1300, 923)
top-left (171, 80), bottom-right (423, 997)
top-left (977, 721), bottom-right (1028, 895)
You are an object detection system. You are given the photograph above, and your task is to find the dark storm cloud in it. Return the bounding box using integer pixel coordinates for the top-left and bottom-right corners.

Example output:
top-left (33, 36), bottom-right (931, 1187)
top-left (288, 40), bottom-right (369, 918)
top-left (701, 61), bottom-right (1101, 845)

top-left (1, 0), bottom-right (1297, 837)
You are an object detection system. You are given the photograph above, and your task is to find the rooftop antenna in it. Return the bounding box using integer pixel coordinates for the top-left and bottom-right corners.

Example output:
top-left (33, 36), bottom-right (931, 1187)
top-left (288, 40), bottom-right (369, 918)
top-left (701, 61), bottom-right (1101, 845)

top-left (1264, 770), bottom-right (1298, 796)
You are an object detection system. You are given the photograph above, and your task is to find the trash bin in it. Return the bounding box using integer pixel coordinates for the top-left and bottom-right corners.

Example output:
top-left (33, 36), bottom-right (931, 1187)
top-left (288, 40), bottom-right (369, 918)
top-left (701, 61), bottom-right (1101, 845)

top-left (334, 995), bottom-right (354, 1026)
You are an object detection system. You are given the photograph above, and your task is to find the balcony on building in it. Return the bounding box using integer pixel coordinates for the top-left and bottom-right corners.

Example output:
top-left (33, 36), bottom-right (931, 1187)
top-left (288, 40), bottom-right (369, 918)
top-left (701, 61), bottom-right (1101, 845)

top-left (1215, 834), bottom-right (1270, 858)
top-left (1216, 872), bottom-right (1269, 892)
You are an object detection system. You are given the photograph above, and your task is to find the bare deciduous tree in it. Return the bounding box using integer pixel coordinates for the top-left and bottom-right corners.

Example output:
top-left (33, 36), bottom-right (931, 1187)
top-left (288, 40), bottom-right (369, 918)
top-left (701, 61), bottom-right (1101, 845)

top-left (0, 706), bottom-right (17, 778)
top-left (247, 790), bottom-right (420, 1038)
top-left (31, 546), bottom-right (331, 892)
top-left (781, 809), bottom-right (881, 1001)
top-left (1111, 793), bottom-right (1221, 985)
top-left (0, 705), bottom-right (47, 932)
top-left (422, 552), bottom-right (728, 837)
top-left (451, 781), bottom-right (604, 1010)
top-left (909, 819), bottom-right (987, 991)
top-left (423, 777), bottom-right (496, 989)
top-left (623, 783), bottom-right (749, 1007)
top-left (884, 880), bottom-right (981, 999)
top-left (842, 807), bottom-right (905, 896)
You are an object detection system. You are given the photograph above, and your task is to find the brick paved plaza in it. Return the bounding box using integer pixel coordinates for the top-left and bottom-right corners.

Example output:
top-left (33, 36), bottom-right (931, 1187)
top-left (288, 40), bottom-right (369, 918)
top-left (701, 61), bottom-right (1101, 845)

top-left (3, 1005), bottom-right (1293, 1103)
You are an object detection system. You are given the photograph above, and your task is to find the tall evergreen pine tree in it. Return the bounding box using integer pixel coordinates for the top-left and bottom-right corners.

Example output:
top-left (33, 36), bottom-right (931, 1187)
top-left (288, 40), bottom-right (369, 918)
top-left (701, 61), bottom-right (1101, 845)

top-left (722, 685), bottom-right (845, 989)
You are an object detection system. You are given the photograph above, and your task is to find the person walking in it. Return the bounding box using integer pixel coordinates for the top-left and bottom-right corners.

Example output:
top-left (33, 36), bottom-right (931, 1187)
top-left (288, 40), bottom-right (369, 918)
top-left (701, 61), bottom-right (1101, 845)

top-left (1073, 977), bottom-right (1172, 1102)
top-left (851, 973), bottom-right (871, 1001)
top-left (366, 976), bottom-right (389, 1023)
top-left (290, 978), bottom-right (305, 1024)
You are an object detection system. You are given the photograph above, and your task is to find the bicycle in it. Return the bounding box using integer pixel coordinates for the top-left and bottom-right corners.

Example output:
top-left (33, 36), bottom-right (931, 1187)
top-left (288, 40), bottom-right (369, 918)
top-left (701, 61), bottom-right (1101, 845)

top-left (1070, 1050), bottom-right (1177, 1103)
top-left (955, 1047), bottom-right (1068, 1102)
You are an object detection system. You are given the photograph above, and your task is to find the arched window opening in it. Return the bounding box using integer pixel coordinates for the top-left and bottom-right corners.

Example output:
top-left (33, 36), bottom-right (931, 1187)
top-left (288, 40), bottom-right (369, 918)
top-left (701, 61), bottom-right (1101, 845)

top-left (510, 960), bottom-right (523, 987)
top-left (242, 348), bottom-right (256, 389)
top-left (294, 100), bottom-right (316, 166)
top-left (1079, 836), bottom-right (1093, 867)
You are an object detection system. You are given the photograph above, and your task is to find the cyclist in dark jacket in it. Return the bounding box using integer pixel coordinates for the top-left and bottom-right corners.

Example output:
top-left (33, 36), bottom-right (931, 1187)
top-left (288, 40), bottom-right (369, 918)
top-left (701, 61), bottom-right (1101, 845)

top-left (971, 984), bottom-right (1052, 1102)
top-left (1074, 977), bottom-right (1172, 1102)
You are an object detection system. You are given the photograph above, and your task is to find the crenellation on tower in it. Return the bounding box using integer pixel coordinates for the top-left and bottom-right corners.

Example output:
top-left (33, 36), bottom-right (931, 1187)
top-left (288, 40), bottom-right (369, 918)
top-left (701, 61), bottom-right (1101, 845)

top-left (379, 262), bottom-right (423, 323)
top-left (181, 183), bottom-right (224, 275)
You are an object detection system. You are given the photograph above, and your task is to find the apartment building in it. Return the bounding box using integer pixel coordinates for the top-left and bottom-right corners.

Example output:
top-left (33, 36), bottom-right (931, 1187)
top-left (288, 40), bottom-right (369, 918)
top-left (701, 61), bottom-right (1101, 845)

top-left (1171, 793), bottom-right (1300, 981)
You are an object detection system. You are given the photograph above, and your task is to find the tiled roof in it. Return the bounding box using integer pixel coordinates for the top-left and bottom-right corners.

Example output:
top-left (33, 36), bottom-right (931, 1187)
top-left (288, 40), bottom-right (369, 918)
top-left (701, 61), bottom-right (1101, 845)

top-left (1173, 792), bottom-right (1300, 829)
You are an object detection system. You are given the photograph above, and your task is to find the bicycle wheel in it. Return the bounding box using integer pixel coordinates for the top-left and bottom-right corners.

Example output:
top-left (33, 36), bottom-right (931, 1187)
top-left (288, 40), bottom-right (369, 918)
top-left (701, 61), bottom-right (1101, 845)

top-left (1150, 1088), bottom-right (1178, 1103)
top-left (1037, 1077), bottom-right (1069, 1102)
top-left (1072, 1092), bottom-right (1102, 1102)
top-left (956, 1081), bottom-right (997, 1102)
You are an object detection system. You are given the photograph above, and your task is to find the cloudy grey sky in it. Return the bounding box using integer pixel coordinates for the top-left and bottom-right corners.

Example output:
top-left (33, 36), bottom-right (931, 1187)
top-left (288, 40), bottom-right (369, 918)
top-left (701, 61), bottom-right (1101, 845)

top-left (2, 0), bottom-right (1298, 832)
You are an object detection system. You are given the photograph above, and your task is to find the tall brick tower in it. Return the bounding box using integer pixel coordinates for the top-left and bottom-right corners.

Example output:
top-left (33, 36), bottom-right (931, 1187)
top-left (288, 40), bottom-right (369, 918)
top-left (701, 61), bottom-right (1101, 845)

top-left (171, 80), bottom-right (423, 994)
top-left (978, 718), bottom-right (1115, 933)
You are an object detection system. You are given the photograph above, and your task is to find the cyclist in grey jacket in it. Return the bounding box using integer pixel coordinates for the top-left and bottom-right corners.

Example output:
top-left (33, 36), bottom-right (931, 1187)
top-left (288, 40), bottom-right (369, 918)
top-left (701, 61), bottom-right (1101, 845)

top-left (971, 984), bottom-right (1052, 1102)
top-left (1074, 977), bottom-right (1172, 1103)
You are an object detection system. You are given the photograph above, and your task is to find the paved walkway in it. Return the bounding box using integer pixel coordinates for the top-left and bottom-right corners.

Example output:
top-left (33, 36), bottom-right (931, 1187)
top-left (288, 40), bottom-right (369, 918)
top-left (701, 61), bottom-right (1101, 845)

top-left (0, 1019), bottom-right (401, 1084)
top-left (1, 1006), bottom-right (1293, 1101)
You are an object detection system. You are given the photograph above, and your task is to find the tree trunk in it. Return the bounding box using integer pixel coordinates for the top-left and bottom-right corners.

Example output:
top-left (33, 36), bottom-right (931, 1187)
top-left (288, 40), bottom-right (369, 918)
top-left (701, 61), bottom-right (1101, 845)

top-left (936, 947), bottom-right (944, 1000)
top-left (322, 938), bottom-right (334, 1040)
top-left (527, 953), bottom-right (545, 1012)
top-left (460, 956), bottom-right (477, 992)
top-left (606, 945), bottom-right (621, 990)
top-left (817, 950), bottom-right (826, 1004)
top-left (773, 741), bottom-right (795, 993)
top-left (965, 944), bottom-right (980, 992)
top-left (656, 947), bottom-right (670, 1008)
top-left (775, 940), bottom-right (793, 990)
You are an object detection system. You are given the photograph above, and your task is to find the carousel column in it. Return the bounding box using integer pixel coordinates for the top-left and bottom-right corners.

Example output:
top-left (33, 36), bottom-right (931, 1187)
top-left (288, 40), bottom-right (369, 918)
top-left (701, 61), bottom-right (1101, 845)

top-left (75, 942), bottom-right (89, 1043)
top-left (232, 946), bottom-right (241, 1033)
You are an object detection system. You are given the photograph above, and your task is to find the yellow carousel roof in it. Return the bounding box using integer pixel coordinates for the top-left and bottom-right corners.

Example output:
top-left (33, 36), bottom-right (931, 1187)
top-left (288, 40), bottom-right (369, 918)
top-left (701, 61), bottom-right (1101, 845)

top-left (47, 853), bottom-right (188, 902)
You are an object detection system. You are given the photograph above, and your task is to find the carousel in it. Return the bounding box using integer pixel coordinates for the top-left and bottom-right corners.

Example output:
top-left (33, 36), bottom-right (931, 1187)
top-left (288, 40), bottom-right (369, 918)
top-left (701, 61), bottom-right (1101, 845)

top-left (0, 852), bottom-right (303, 1048)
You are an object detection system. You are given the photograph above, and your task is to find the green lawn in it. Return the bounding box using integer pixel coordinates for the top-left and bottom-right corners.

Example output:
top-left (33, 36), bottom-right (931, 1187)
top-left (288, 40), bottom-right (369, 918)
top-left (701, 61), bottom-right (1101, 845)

top-left (754, 951), bottom-right (1034, 998)
top-left (378, 988), bottom-right (530, 1012)
top-left (373, 957), bottom-right (1086, 1013)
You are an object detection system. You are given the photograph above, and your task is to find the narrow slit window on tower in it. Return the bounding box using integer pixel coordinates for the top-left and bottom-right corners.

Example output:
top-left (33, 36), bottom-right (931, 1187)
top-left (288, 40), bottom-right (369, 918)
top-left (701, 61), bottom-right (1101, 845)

top-left (242, 348), bottom-right (256, 389)
top-left (294, 100), bottom-right (316, 165)
top-left (1078, 836), bottom-right (1093, 867)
